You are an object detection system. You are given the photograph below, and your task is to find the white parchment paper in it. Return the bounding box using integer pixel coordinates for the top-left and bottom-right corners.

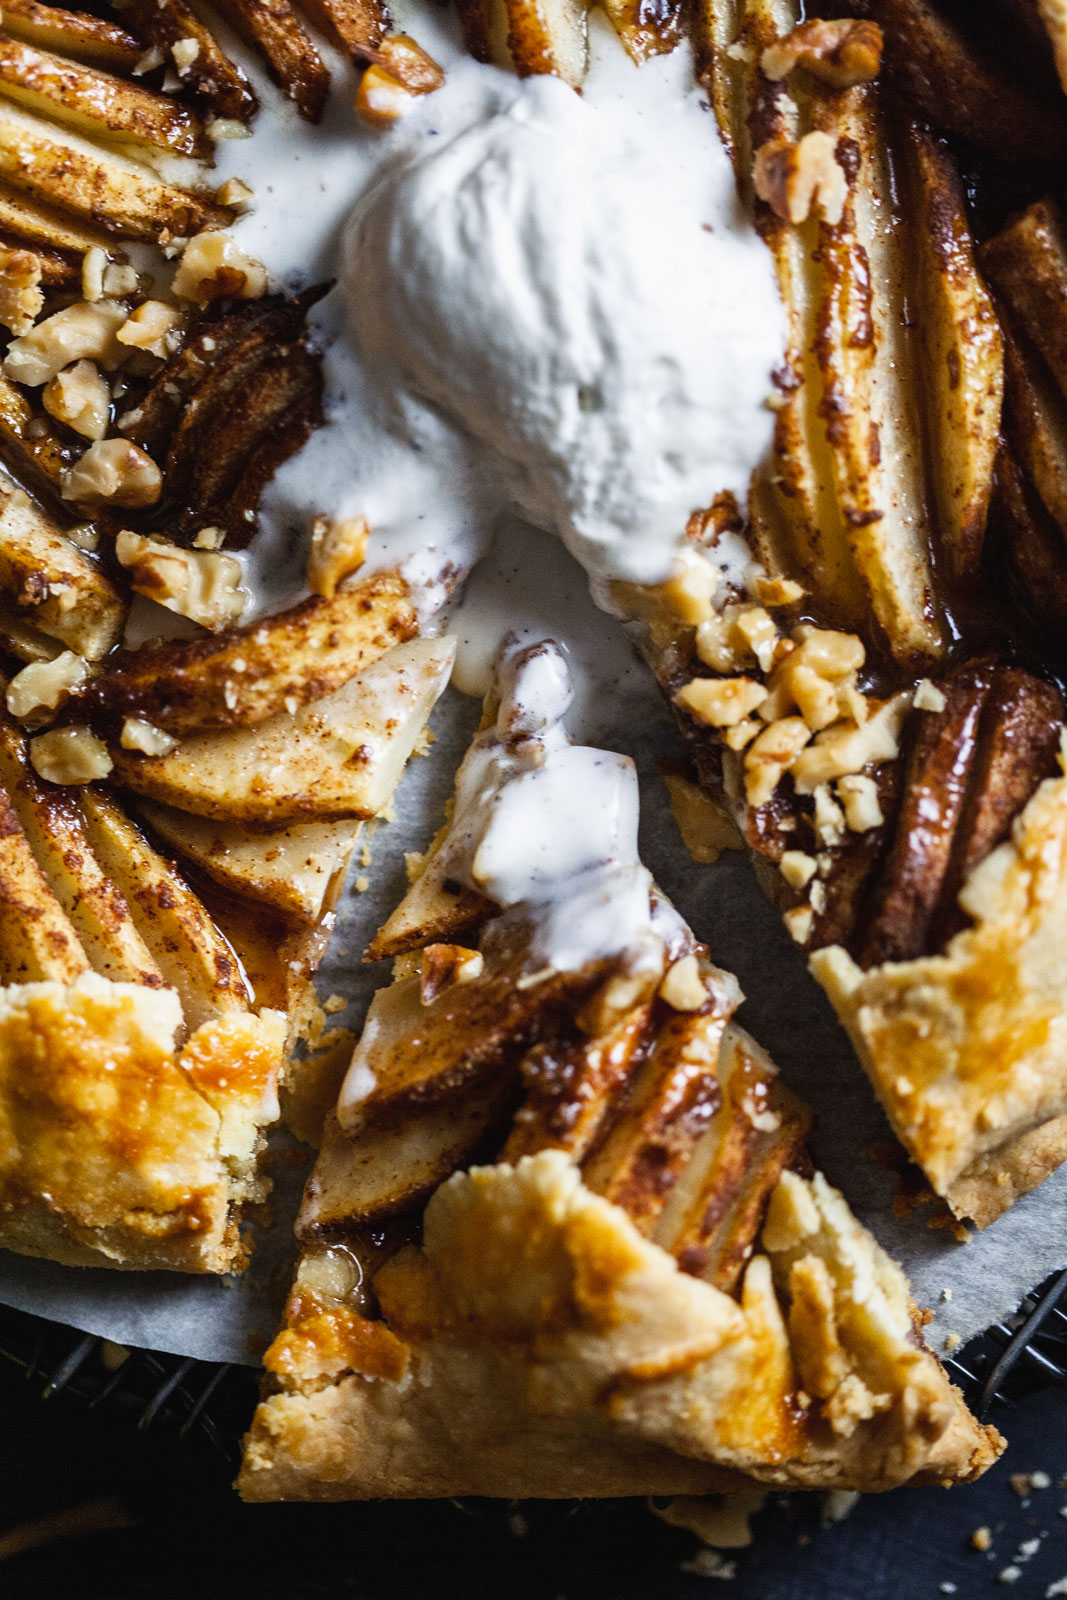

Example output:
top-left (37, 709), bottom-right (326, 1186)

top-left (2, 542), bottom-right (1065, 1365)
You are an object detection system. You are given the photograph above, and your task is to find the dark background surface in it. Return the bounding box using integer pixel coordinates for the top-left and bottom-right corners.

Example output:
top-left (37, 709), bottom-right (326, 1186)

top-left (3, 1311), bottom-right (1067, 1600)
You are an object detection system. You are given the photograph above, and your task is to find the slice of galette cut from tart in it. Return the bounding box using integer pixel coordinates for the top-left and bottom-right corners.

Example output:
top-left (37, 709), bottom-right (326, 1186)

top-left (238, 642), bottom-right (998, 1502)
top-left (0, 573), bottom-right (454, 1273)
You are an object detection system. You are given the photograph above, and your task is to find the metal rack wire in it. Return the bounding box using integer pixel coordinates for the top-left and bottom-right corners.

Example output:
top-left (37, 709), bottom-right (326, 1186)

top-left (2, 1266), bottom-right (1067, 1458)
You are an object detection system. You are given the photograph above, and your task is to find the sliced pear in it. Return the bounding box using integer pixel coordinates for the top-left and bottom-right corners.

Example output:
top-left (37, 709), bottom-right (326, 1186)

top-left (111, 636), bottom-right (455, 826)
top-left (0, 475), bottom-right (125, 659)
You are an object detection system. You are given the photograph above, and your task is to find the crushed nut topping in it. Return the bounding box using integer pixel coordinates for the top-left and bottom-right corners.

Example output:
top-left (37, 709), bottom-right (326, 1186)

top-left (117, 300), bottom-right (184, 358)
top-left (308, 515), bottom-right (369, 599)
top-left (913, 677), bottom-right (948, 713)
top-left (81, 246), bottom-right (106, 304)
top-left (120, 716), bottom-right (179, 756)
top-left (783, 904), bottom-right (814, 944)
top-left (6, 651), bottom-right (88, 723)
top-left (172, 231), bottom-right (267, 304)
top-left (659, 954), bottom-right (709, 1011)
top-left (745, 716), bottom-right (811, 808)
top-left (103, 263), bottom-right (140, 298)
top-left (4, 301), bottom-right (125, 386)
top-left (780, 849), bottom-right (817, 891)
top-left (61, 439), bottom-right (162, 508)
top-left (676, 675), bottom-right (767, 728)
top-left (30, 725), bottom-right (112, 786)
top-left (42, 360), bottom-right (110, 441)
top-left (215, 177), bottom-right (254, 213)
top-left (356, 36), bottom-right (445, 127)
top-left (761, 18), bottom-right (883, 89)
top-left (791, 692), bottom-right (910, 793)
top-left (115, 531), bottom-right (247, 629)
top-left (171, 36), bottom-right (200, 71)
top-left (837, 773), bottom-right (884, 832)
top-left (0, 245), bottom-right (43, 336)
top-left (753, 132), bottom-right (849, 227)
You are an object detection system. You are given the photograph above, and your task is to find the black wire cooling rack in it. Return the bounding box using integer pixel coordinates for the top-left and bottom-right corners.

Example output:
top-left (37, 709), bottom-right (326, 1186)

top-left (2, 1266), bottom-right (1067, 1460)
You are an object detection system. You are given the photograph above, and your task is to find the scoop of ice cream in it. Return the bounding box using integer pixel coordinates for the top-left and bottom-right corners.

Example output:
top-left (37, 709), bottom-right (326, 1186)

top-left (341, 71), bottom-right (782, 586)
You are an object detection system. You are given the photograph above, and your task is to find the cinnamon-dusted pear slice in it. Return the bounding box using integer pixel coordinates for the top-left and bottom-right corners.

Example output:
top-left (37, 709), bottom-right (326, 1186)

top-left (0, 715), bottom-right (160, 985)
top-left (0, 475), bottom-right (125, 658)
top-left (298, 0), bottom-right (388, 57)
top-left (111, 636), bottom-right (454, 826)
top-left (0, 370), bottom-right (78, 499)
top-left (456, 0), bottom-right (591, 88)
top-left (0, 779), bottom-right (89, 983)
top-left (901, 120), bottom-right (1002, 584)
top-left (79, 572), bottom-right (417, 735)
top-left (137, 802), bottom-right (362, 928)
top-left (981, 199), bottom-right (1067, 406)
top-left (79, 789), bottom-right (252, 1028)
top-left (844, 0), bottom-right (1067, 160)
top-left (0, 1), bottom-right (142, 72)
top-left (0, 30), bottom-right (209, 159)
top-left (0, 106), bottom-right (227, 239)
top-left (212, 0), bottom-right (329, 122)
top-left (0, 187), bottom-right (110, 266)
top-left (112, 0), bottom-right (258, 123)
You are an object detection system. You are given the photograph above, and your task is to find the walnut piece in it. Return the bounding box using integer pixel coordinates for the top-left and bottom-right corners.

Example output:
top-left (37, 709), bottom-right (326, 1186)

top-left (171, 36), bottom-right (200, 71)
top-left (6, 651), bottom-right (88, 722)
top-left (172, 231), bottom-right (267, 304)
top-left (42, 360), bottom-right (110, 441)
top-left (837, 773), bottom-right (884, 832)
top-left (676, 675), bottom-right (767, 728)
top-left (30, 725), bottom-right (112, 785)
top-left (791, 692), bottom-right (910, 794)
top-left (753, 132), bottom-right (848, 227)
top-left (81, 246), bottom-right (106, 303)
top-left (0, 245), bottom-right (43, 337)
top-left (215, 177), bottom-right (254, 213)
top-left (61, 439), bottom-right (162, 508)
top-left (780, 849), bottom-right (817, 891)
top-left (4, 301), bottom-right (125, 386)
top-left (356, 35), bottom-right (445, 127)
top-left (308, 515), bottom-right (369, 600)
top-left (761, 19), bottom-right (883, 89)
top-left (115, 531), bottom-right (246, 629)
top-left (658, 954), bottom-right (708, 1011)
top-left (745, 716), bottom-right (811, 808)
top-left (120, 716), bottom-right (178, 756)
top-left (117, 300), bottom-right (184, 359)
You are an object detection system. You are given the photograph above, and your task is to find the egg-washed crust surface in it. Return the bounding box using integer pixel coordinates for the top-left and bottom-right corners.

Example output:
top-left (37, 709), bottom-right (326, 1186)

top-left (239, 1151), bottom-right (998, 1499)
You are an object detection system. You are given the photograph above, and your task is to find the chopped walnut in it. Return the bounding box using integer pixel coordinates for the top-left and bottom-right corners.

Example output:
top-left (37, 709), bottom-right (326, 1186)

top-left (172, 231), bottom-right (267, 304)
top-left (308, 515), bottom-right (369, 600)
top-left (378, 33), bottom-right (446, 93)
top-left (6, 651), bottom-right (88, 722)
top-left (659, 954), bottom-right (708, 1011)
top-left (117, 300), bottom-right (183, 358)
top-left (115, 531), bottom-right (246, 629)
top-left (780, 849), bottom-right (817, 891)
top-left (783, 904), bottom-right (813, 944)
top-left (215, 177), bottom-right (254, 213)
top-left (837, 773), bottom-right (884, 832)
top-left (744, 716), bottom-right (811, 808)
top-left (761, 18), bottom-right (883, 89)
top-left (356, 36), bottom-right (444, 127)
top-left (120, 716), bottom-right (178, 756)
top-left (676, 675), bottom-right (767, 728)
top-left (419, 943), bottom-right (483, 1004)
top-left (42, 360), bottom-right (110, 442)
top-left (206, 117), bottom-right (252, 142)
top-left (30, 725), bottom-right (112, 785)
top-left (193, 525), bottom-right (224, 550)
top-left (753, 132), bottom-right (848, 227)
top-left (755, 575), bottom-right (805, 607)
top-left (171, 36), bottom-right (200, 71)
top-left (913, 677), bottom-right (947, 713)
top-left (103, 262), bottom-right (140, 298)
top-left (722, 716), bottom-right (762, 750)
top-left (812, 783), bottom-right (846, 849)
top-left (0, 245), bottom-right (43, 336)
top-left (81, 245), bottom-right (106, 303)
top-left (760, 625), bottom-right (865, 730)
top-left (696, 603), bottom-right (777, 673)
top-left (5, 301), bottom-right (126, 386)
top-left (61, 439), bottom-right (162, 508)
top-left (791, 691), bottom-right (910, 793)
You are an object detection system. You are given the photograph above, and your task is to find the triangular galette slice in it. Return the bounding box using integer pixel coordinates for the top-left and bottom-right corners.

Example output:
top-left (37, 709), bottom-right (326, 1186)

top-left (239, 643), bottom-right (998, 1501)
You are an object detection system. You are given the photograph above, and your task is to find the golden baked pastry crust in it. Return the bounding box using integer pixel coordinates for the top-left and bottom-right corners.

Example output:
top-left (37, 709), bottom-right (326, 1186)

top-left (812, 766), bottom-right (1067, 1222)
top-left (0, 974), bottom-right (285, 1271)
top-left (239, 1151), bottom-right (998, 1500)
